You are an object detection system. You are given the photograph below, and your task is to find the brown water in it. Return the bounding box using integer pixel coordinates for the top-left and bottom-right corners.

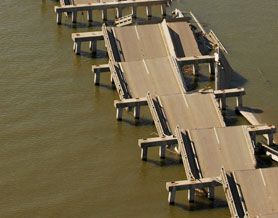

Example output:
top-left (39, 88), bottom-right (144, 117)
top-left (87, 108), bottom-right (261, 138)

top-left (1, 0), bottom-right (277, 217)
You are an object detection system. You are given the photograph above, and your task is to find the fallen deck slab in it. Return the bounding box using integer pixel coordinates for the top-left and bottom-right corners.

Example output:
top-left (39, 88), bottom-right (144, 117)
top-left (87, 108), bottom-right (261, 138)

top-left (221, 167), bottom-right (278, 218)
top-left (147, 92), bottom-right (225, 136)
top-left (177, 126), bottom-right (257, 180)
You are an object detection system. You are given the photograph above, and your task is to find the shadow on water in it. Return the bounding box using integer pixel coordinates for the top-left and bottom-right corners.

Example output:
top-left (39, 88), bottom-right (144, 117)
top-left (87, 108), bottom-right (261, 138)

top-left (119, 117), bottom-right (154, 127)
top-left (222, 108), bottom-right (241, 126)
top-left (230, 70), bottom-right (248, 88)
top-left (256, 153), bottom-right (273, 168)
top-left (173, 198), bottom-right (227, 212)
top-left (94, 83), bottom-right (116, 92)
top-left (76, 50), bottom-right (108, 59)
top-left (143, 157), bottom-right (182, 167)
top-left (223, 107), bottom-right (263, 127)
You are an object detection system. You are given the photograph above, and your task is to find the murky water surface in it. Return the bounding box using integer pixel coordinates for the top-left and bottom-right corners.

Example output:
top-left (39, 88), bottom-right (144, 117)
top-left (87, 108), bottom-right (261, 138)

top-left (1, 0), bottom-right (277, 217)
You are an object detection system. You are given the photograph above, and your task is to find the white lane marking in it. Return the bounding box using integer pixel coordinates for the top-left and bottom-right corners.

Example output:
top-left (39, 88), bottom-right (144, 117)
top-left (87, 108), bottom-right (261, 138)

top-left (259, 168), bottom-right (266, 186)
top-left (214, 128), bottom-right (220, 144)
top-left (142, 59), bottom-right (150, 75)
top-left (181, 93), bottom-right (189, 108)
top-left (134, 26), bottom-right (140, 40)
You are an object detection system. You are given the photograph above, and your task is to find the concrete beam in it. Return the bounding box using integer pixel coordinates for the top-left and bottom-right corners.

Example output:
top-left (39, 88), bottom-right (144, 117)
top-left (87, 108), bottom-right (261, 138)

top-left (92, 64), bottom-right (110, 85)
top-left (166, 177), bottom-right (222, 204)
top-left (177, 55), bottom-right (215, 65)
top-left (166, 177), bottom-right (222, 192)
top-left (138, 135), bottom-right (177, 149)
top-left (72, 31), bottom-right (104, 42)
top-left (55, 0), bottom-right (167, 13)
top-left (213, 88), bottom-right (246, 109)
top-left (114, 97), bottom-right (148, 108)
top-left (247, 125), bottom-right (276, 145)
top-left (114, 97), bottom-right (148, 119)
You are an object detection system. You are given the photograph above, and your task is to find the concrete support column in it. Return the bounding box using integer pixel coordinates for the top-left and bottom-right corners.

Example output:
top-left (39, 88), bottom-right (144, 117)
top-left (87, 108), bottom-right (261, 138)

top-left (132, 6), bottom-right (137, 18)
top-left (116, 8), bottom-right (122, 18)
top-left (209, 62), bottom-right (215, 75)
top-left (161, 5), bottom-right (166, 16)
top-left (72, 11), bottom-right (77, 23)
top-left (267, 133), bottom-right (274, 146)
top-left (250, 132), bottom-right (256, 146)
top-left (215, 63), bottom-right (220, 90)
top-left (87, 10), bottom-right (93, 22)
top-left (94, 69), bottom-right (100, 85)
top-left (57, 12), bottom-right (62, 24)
top-left (89, 41), bottom-right (97, 54)
top-left (168, 190), bottom-right (176, 204)
top-left (208, 187), bottom-right (214, 200)
top-left (102, 9), bottom-right (107, 20)
top-left (192, 63), bottom-right (199, 76)
top-left (141, 148), bottom-right (148, 160)
top-left (75, 41), bottom-right (81, 55)
top-left (110, 73), bottom-right (114, 84)
top-left (236, 96), bottom-right (243, 107)
top-left (134, 106), bottom-right (140, 119)
top-left (220, 97), bottom-right (226, 110)
top-left (188, 189), bottom-right (195, 202)
top-left (146, 6), bottom-right (152, 17)
top-left (116, 108), bottom-right (123, 120)
top-left (159, 145), bottom-right (166, 159)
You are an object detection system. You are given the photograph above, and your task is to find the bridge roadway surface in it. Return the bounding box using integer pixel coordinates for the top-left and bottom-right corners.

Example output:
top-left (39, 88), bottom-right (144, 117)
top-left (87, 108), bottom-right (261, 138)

top-left (178, 126), bottom-right (256, 179)
top-left (111, 20), bottom-right (202, 62)
top-left (224, 167), bottom-right (278, 217)
top-left (152, 92), bottom-right (225, 134)
top-left (106, 21), bottom-right (270, 217)
top-left (167, 21), bottom-right (201, 58)
top-left (120, 57), bottom-right (183, 98)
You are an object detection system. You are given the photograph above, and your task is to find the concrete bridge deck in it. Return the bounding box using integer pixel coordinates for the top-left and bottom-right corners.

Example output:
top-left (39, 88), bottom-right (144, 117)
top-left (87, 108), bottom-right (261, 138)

top-left (167, 21), bottom-right (201, 57)
top-left (110, 19), bottom-right (203, 62)
top-left (177, 126), bottom-right (256, 180)
top-left (119, 56), bottom-right (185, 98)
top-left (221, 167), bottom-right (278, 218)
top-left (147, 92), bottom-right (225, 136)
